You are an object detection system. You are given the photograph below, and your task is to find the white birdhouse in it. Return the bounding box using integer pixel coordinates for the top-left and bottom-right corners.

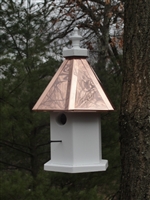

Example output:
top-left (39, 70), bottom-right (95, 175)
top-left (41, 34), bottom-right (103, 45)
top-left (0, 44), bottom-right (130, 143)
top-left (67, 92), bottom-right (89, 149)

top-left (33, 28), bottom-right (114, 173)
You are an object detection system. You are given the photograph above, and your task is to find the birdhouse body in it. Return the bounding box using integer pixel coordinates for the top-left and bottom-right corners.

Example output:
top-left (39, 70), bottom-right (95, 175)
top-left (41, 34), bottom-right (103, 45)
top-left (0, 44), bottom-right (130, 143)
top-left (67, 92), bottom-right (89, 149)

top-left (33, 27), bottom-right (113, 173)
top-left (44, 112), bottom-right (108, 173)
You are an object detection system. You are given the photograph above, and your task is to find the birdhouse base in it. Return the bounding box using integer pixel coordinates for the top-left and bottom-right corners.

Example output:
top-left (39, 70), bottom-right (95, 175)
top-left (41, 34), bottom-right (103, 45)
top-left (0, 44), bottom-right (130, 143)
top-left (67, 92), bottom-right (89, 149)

top-left (44, 159), bottom-right (108, 173)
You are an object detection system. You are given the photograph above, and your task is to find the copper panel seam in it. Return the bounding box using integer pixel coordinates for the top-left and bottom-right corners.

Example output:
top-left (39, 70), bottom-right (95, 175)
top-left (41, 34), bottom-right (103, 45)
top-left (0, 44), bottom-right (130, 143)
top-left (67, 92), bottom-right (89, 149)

top-left (81, 59), bottom-right (114, 110)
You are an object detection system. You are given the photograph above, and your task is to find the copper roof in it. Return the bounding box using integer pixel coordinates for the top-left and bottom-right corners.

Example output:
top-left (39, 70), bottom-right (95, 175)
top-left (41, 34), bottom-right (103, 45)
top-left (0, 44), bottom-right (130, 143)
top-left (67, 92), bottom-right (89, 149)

top-left (32, 28), bottom-right (113, 112)
top-left (32, 58), bottom-right (113, 112)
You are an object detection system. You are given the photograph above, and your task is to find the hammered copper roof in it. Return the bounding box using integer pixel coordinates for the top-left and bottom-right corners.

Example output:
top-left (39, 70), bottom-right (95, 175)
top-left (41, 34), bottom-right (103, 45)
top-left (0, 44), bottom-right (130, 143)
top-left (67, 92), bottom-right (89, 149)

top-left (32, 57), bottom-right (114, 112)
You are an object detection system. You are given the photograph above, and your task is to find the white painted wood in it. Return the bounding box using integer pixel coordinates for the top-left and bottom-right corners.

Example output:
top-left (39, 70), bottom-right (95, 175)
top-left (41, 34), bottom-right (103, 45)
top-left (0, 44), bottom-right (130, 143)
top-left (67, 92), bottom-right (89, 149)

top-left (44, 112), bottom-right (108, 173)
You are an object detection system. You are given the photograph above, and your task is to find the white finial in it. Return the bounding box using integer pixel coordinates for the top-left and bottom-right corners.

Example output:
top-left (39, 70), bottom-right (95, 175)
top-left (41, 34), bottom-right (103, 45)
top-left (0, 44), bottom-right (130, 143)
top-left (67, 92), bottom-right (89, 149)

top-left (69, 27), bottom-right (82, 48)
top-left (63, 27), bottom-right (88, 58)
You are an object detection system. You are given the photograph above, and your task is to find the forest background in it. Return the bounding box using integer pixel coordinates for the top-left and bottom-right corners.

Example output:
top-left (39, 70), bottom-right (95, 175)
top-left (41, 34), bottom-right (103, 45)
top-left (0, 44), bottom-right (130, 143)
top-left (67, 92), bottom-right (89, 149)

top-left (1, 0), bottom-right (126, 199)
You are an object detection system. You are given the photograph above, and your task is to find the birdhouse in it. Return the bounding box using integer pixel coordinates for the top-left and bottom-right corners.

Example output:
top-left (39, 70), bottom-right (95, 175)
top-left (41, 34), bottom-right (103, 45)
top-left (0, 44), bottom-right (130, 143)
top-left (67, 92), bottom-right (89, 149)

top-left (33, 28), bottom-right (114, 173)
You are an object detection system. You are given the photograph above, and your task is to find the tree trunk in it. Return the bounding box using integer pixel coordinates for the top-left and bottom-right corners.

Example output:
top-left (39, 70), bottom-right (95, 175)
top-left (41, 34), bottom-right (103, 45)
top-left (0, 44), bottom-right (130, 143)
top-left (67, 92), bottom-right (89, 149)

top-left (119, 1), bottom-right (150, 200)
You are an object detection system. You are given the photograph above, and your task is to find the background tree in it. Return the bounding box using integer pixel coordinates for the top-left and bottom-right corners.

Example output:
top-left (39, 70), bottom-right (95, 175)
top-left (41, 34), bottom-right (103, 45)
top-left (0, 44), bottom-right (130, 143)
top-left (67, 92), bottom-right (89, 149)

top-left (0, 0), bottom-right (60, 178)
top-left (0, 0), bottom-right (123, 199)
top-left (119, 1), bottom-right (150, 199)
top-left (58, 0), bottom-right (124, 69)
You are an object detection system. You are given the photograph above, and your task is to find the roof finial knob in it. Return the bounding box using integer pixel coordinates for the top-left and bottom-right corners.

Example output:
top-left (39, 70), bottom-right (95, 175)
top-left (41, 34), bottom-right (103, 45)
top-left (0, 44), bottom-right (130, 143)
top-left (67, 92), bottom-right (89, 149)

top-left (63, 27), bottom-right (88, 58)
top-left (69, 27), bottom-right (82, 48)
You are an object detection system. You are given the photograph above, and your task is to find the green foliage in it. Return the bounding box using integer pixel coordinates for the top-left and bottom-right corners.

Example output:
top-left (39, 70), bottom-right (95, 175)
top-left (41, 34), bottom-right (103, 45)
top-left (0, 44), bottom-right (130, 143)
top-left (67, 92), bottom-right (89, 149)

top-left (0, 1), bottom-right (121, 199)
top-left (0, 0), bottom-right (60, 177)
top-left (93, 56), bottom-right (122, 197)
top-left (0, 170), bottom-right (106, 200)
top-left (0, 171), bottom-right (32, 200)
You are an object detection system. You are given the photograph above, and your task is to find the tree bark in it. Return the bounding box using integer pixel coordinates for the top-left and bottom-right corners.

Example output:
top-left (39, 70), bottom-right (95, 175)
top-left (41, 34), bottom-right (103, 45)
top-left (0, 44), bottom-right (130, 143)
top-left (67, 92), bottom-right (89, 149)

top-left (119, 1), bottom-right (150, 200)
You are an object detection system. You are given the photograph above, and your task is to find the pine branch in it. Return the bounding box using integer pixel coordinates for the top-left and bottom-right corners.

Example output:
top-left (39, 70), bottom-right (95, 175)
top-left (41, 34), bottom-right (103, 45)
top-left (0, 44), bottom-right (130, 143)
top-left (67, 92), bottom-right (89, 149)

top-left (38, 151), bottom-right (50, 156)
top-left (0, 139), bottom-right (31, 150)
top-left (0, 141), bottom-right (33, 156)
top-left (8, 76), bottom-right (27, 96)
top-left (36, 141), bottom-right (51, 148)
top-left (0, 160), bottom-right (32, 172)
top-left (2, 15), bottom-right (23, 59)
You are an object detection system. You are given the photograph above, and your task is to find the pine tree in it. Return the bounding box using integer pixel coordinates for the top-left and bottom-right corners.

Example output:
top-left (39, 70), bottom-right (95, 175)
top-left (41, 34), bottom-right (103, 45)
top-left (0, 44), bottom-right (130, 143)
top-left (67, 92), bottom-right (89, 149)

top-left (0, 0), bottom-right (60, 178)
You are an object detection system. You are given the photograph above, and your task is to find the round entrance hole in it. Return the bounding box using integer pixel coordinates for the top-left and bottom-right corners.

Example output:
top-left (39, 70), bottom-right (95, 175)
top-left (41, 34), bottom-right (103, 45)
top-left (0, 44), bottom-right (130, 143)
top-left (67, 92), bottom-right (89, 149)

top-left (56, 113), bottom-right (67, 125)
